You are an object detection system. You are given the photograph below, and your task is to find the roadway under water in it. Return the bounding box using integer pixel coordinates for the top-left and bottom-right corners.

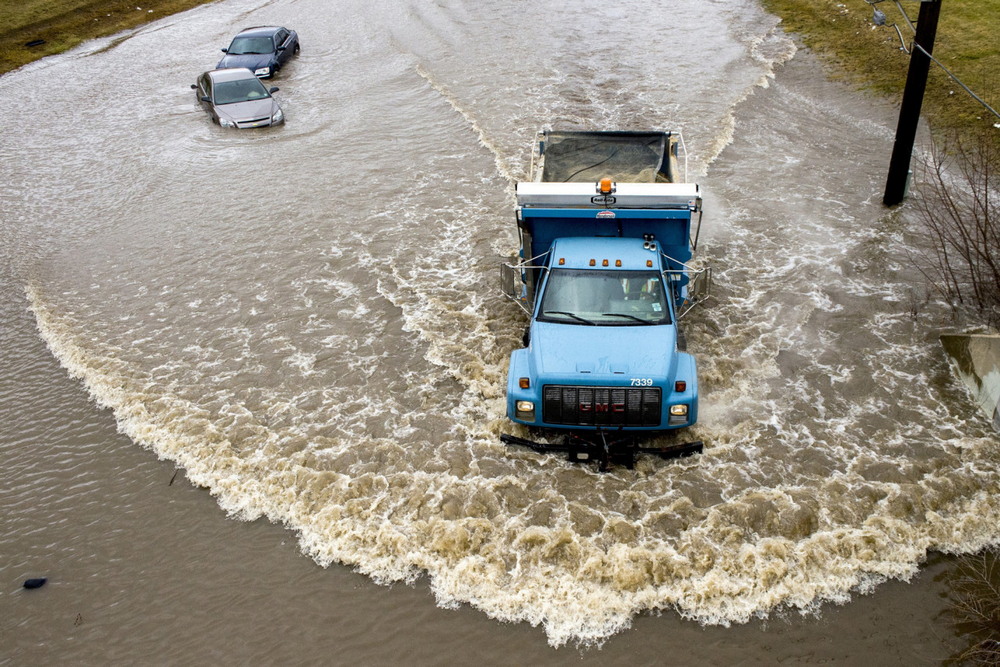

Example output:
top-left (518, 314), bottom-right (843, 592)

top-left (2, 0), bottom-right (998, 661)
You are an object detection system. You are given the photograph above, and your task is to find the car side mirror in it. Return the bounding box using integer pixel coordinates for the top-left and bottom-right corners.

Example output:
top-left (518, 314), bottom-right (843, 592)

top-left (277, 45), bottom-right (286, 51)
top-left (191, 84), bottom-right (197, 89)
top-left (200, 96), bottom-right (211, 103)
top-left (269, 87), bottom-right (279, 94)
top-left (221, 48), bottom-right (228, 53)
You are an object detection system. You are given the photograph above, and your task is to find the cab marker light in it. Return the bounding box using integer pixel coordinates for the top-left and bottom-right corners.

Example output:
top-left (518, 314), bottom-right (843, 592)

top-left (519, 377), bottom-right (530, 389)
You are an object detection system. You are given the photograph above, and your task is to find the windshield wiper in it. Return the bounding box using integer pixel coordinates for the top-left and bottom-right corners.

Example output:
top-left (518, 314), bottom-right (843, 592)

top-left (543, 311), bottom-right (595, 325)
top-left (602, 312), bottom-right (653, 324)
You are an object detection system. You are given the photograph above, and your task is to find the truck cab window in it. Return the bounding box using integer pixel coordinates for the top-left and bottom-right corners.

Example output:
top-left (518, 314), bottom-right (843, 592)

top-left (538, 269), bottom-right (670, 325)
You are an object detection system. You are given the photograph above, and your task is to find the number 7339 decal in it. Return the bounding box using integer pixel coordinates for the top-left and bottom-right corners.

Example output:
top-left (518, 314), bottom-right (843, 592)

top-left (630, 378), bottom-right (654, 386)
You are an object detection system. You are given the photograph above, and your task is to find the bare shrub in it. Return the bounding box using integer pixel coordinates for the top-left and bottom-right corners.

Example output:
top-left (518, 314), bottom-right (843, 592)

top-left (909, 129), bottom-right (1000, 328)
top-left (947, 550), bottom-right (1000, 665)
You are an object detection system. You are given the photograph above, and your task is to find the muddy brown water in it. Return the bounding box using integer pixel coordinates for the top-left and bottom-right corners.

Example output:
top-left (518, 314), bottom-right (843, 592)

top-left (2, 0), bottom-right (997, 662)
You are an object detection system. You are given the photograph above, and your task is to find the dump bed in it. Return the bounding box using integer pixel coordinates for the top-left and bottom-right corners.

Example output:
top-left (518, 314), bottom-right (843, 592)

top-left (530, 130), bottom-right (685, 184)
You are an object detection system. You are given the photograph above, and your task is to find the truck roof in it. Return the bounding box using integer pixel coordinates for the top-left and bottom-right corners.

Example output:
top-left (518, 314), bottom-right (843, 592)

top-left (549, 237), bottom-right (662, 270)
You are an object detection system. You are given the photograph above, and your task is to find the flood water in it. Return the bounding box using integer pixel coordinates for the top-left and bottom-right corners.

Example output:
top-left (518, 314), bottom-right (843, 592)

top-left (2, 0), bottom-right (999, 662)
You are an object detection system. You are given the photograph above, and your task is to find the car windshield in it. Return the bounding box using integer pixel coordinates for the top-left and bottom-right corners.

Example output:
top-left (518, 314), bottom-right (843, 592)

top-left (213, 78), bottom-right (271, 105)
top-left (537, 269), bottom-right (671, 325)
top-left (227, 36), bottom-right (274, 55)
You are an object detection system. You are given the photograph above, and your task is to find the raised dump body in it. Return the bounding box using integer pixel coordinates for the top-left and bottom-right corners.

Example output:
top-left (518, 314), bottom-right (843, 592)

top-left (500, 130), bottom-right (709, 468)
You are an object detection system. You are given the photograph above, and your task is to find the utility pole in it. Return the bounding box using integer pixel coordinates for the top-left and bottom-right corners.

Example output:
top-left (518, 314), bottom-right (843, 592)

top-left (883, 0), bottom-right (943, 207)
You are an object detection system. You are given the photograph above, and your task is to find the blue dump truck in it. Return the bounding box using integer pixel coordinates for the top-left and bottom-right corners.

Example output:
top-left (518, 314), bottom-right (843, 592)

top-left (500, 130), bottom-right (710, 469)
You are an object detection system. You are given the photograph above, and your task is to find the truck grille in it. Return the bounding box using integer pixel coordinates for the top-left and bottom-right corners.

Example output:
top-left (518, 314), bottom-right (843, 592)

top-left (542, 385), bottom-right (661, 427)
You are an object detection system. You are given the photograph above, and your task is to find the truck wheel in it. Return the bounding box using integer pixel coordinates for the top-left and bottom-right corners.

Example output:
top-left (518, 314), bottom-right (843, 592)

top-left (522, 328), bottom-right (530, 346)
top-left (676, 327), bottom-right (687, 351)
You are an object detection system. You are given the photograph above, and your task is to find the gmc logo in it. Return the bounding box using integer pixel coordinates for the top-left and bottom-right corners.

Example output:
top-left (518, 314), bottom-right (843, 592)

top-left (580, 402), bottom-right (624, 413)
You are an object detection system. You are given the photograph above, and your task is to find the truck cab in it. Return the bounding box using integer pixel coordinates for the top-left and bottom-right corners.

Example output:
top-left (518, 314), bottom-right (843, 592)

top-left (500, 131), bottom-right (709, 462)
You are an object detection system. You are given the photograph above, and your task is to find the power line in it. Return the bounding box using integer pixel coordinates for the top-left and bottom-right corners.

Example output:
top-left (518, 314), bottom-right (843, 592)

top-left (912, 42), bottom-right (1000, 122)
top-left (891, 0), bottom-right (916, 33)
top-left (868, 0), bottom-right (1000, 122)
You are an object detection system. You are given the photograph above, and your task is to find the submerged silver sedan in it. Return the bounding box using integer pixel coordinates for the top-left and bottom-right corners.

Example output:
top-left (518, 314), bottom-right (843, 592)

top-left (191, 68), bottom-right (284, 128)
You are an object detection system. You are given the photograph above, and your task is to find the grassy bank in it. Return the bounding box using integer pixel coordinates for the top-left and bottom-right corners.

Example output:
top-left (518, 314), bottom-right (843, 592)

top-left (761, 0), bottom-right (1000, 143)
top-left (0, 0), bottom-right (216, 76)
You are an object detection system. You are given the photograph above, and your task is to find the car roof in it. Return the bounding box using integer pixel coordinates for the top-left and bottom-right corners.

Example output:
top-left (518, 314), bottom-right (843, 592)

top-left (233, 26), bottom-right (285, 38)
top-left (207, 68), bottom-right (260, 83)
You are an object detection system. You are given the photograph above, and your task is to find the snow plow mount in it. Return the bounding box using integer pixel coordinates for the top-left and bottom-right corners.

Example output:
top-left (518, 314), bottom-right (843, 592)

top-left (500, 430), bottom-right (703, 471)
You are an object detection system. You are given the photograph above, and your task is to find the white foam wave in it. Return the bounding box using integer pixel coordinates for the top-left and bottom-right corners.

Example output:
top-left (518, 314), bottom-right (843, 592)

top-left (15, 0), bottom-right (1000, 649)
top-left (415, 63), bottom-right (520, 189)
top-left (29, 265), bottom-right (1000, 648)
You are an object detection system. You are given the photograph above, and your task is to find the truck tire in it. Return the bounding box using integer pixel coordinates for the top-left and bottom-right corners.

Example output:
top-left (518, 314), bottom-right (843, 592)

top-left (676, 327), bottom-right (687, 351)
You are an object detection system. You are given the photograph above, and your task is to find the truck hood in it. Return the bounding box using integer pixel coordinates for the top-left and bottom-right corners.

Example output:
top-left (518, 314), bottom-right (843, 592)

top-left (529, 321), bottom-right (676, 379)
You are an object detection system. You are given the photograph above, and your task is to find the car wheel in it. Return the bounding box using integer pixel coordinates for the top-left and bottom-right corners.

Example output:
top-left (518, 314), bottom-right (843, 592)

top-left (294, 44), bottom-right (300, 55)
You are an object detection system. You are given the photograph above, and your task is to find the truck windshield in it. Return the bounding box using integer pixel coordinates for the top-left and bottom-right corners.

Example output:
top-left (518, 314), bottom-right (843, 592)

top-left (537, 269), bottom-right (671, 325)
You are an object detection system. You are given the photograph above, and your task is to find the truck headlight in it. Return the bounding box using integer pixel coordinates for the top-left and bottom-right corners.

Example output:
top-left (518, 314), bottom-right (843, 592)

top-left (668, 404), bottom-right (688, 425)
top-left (515, 401), bottom-right (535, 420)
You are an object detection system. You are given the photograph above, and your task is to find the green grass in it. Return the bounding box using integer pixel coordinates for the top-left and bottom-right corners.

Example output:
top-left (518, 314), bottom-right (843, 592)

top-left (0, 0), bottom-right (217, 75)
top-left (760, 0), bottom-right (1000, 143)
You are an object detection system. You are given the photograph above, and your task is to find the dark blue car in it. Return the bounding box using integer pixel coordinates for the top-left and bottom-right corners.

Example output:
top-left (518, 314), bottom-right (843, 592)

top-left (217, 26), bottom-right (299, 79)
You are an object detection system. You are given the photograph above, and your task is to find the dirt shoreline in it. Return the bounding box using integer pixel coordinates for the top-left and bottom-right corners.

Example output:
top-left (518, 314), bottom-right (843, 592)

top-left (0, 0), bottom-right (217, 75)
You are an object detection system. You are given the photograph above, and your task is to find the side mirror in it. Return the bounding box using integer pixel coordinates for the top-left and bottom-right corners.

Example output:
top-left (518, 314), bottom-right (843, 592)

top-left (269, 87), bottom-right (279, 94)
top-left (277, 45), bottom-right (286, 51)
top-left (190, 84), bottom-right (197, 89)
top-left (221, 48), bottom-right (228, 53)
top-left (200, 96), bottom-right (211, 103)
